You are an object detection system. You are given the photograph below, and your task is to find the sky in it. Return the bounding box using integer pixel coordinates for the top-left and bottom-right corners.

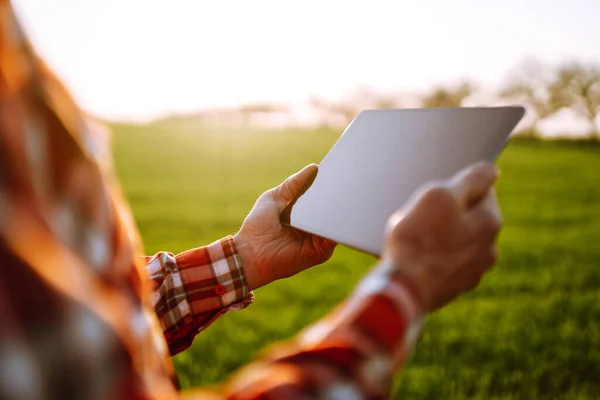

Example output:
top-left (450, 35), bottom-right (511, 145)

top-left (12, 0), bottom-right (600, 129)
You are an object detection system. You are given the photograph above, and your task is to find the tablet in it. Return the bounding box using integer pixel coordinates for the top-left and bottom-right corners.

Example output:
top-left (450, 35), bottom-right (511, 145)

top-left (284, 107), bottom-right (525, 257)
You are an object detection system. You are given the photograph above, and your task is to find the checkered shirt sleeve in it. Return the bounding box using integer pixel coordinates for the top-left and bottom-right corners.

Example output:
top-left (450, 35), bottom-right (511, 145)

top-left (143, 237), bottom-right (254, 355)
top-left (190, 270), bottom-right (425, 399)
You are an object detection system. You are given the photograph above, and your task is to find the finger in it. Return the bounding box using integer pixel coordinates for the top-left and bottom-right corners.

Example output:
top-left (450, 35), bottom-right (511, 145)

top-left (448, 162), bottom-right (499, 211)
top-left (466, 191), bottom-right (502, 239)
top-left (461, 246), bottom-right (498, 292)
top-left (481, 188), bottom-right (502, 221)
top-left (272, 164), bottom-right (319, 213)
top-left (320, 238), bottom-right (338, 251)
top-left (311, 236), bottom-right (337, 258)
top-left (469, 189), bottom-right (502, 225)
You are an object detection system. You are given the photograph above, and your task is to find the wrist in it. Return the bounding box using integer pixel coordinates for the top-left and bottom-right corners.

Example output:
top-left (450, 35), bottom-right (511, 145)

top-left (233, 232), bottom-right (260, 291)
top-left (377, 257), bottom-right (430, 313)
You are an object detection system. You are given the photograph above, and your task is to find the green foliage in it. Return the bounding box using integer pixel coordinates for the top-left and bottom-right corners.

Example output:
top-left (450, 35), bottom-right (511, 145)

top-left (421, 81), bottom-right (473, 108)
top-left (498, 60), bottom-right (566, 135)
top-left (112, 124), bottom-right (600, 399)
top-left (499, 59), bottom-right (600, 139)
top-left (553, 64), bottom-right (600, 138)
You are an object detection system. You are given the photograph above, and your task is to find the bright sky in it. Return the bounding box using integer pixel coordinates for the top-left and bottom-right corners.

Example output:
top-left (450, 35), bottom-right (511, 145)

top-left (12, 0), bottom-right (600, 124)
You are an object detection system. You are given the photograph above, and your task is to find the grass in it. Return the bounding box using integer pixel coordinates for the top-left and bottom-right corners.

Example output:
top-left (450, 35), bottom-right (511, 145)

top-left (112, 122), bottom-right (600, 399)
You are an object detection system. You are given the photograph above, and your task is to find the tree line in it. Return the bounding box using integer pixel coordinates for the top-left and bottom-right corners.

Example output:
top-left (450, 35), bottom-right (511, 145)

top-left (307, 59), bottom-right (600, 139)
top-left (173, 59), bottom-right (599, 139)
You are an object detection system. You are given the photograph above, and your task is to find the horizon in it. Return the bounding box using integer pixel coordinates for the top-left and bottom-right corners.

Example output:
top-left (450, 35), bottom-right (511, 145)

top-left (13, 0), bottom-right (600, 135)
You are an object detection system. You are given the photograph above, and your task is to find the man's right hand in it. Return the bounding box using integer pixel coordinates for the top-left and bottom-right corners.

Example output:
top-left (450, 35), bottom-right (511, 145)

top-left (381, 162), bottom-right (502, 313)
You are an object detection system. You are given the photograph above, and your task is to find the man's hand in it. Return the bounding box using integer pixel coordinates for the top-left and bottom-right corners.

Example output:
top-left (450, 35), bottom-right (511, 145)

top-left (234, 164), bottom-right (336, 290)
top-left (381, 162), bottom-right (502, 312)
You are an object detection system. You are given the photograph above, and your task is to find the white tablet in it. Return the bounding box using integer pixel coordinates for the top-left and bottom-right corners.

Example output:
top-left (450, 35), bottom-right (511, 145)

top-left (284, 107), bottom-right (525, 256)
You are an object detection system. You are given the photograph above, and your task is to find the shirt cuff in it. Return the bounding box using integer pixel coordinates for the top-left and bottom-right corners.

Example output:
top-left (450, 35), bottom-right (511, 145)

top-left (299, 270), bottom-right (424, 370)
top-left (176, 236), bottom-right (254, 330)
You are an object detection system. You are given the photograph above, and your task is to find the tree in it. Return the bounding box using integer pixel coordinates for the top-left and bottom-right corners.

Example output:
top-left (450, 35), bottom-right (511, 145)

top-left (237, 103), bottom-right (290, 126)
top-left (351, 87), bottom-right (403, 110)
top-left (309, 96), bottom-right (360, 128)
top-left (552, 63), bottom-right (600, 139)
top-left (421, 81), bottom-right (472, 108)
top-left (309, 88), bottom-right (403, 128)
top-left (499, 60), bottom-right (566, 136)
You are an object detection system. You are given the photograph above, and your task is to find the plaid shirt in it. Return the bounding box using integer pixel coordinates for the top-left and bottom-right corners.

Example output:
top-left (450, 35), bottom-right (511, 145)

top-left (0, 2), bottom-right (423, 399)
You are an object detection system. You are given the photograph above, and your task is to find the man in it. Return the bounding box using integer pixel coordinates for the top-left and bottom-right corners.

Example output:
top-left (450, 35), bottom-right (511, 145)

top-left (0, 1), bottom-right (502, 398)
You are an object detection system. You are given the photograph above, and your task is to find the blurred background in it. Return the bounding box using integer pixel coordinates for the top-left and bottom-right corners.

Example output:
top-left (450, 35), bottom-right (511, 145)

top-left (14, 0), bottom-right (600, 398)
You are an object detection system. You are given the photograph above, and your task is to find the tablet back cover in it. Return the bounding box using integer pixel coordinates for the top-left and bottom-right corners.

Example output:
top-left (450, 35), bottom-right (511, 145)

top-left (287, 107), bottom-right (524, 256)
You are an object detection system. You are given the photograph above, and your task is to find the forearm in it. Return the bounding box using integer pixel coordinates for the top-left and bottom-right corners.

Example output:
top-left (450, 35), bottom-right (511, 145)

top-left (182, 261), bottom-right (424, 399)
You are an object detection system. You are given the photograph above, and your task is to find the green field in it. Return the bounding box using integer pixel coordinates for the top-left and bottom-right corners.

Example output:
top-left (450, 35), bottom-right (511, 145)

top-left (112, 122), bottom-right (600, 399)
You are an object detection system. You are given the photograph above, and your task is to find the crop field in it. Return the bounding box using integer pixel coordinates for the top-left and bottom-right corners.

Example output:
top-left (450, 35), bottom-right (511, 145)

top-left (112, 122), bottom-right (600, 399)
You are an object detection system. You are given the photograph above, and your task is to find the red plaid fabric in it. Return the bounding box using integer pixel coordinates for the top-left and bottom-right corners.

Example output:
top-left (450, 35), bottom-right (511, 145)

top-left (144, 237), bottom-right (254, 355)
top-left (0, 1), bottom-right (424, 398)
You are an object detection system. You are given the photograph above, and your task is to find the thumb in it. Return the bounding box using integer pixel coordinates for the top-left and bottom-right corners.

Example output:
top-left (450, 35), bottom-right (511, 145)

top-left (272, 164), bottom-right (319, 213)
top-left (448, 162), bottom-right (499, 210)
